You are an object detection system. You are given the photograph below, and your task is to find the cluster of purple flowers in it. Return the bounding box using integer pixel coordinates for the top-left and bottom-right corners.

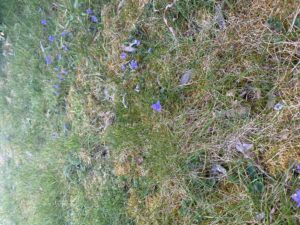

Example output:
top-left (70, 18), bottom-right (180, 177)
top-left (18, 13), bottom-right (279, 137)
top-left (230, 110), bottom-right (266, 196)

top-left (120, 39), bottom-right (162, 112)
top-left (120, 39), bottom-right (141, 71)
top-left (86, 8), bottom-right (98, 23)
top-left (40, 18), bottom-right (71, 96)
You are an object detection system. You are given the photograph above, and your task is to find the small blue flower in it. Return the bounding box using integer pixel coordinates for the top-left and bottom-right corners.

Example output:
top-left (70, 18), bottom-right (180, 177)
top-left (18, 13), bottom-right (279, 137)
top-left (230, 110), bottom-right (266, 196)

top-left (151, 101), bottom-right (162, 112)
top-left (56, 74), bottom-right (64, 80)
top-left (54, 67), bottom-right (59, 71)
top-left (48, 35), bottom-right (55, 42)
top-left (61, 30), bottom-right (68, 37)
top-left (45, 55), bottom-right (52, 65)
top-left (274, 102), bottom-right (284, 111)
top-left (120, 52), bottom-right (127, 60)
top-left (130, 60), bottom-right (138, 70)
top-left (292, 190), bottom-right (300, 207)
top-left (90, 15), bottom-right (98, 23)
top-left (133, 39), bottom-right (141, 46)
top-left (52, 84), bottom-right (60, 89)
top-left (62, 45), bottom-right (68, 51)
top-left (57, 53), bottom-right (62, 61)
top-left (121, 64), bottom-right (127, 71)
top-left (296, 164), bottom-right (300, 173)
top-left (41, 19), bottom-right (47, 25)
top-left (86, 8), bottom-right (93, 15)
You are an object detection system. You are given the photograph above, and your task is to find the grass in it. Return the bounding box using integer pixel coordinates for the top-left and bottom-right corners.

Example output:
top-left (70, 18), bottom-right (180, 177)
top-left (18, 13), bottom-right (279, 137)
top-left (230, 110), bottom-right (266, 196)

top-left (0, 0), bottom-right (300, 224)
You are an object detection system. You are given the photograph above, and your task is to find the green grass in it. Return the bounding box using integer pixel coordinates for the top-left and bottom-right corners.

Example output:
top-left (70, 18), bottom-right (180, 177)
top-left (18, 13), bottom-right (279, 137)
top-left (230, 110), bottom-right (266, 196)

top-left (1, 0), bottom-right (300, 224)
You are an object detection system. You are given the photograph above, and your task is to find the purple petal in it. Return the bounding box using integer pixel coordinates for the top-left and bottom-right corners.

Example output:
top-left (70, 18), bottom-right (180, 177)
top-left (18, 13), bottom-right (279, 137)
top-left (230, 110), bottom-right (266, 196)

top-left (45, 55), bottom-right (52, 65)
top-left (292, 190), bottom-right (300, 207)
top-left (48, 35), bottom-right (55, 42)
top-left (151, 101), bottom-right (162, 112)
top-left (61, 31), bottom-right (68, 37)
top-left (56, 74), bottom-right (64, 80)
top-left (41, 19), bottom-right (47, 25)
top-left (121, 64), bottom-right (127, 71)
top-left (274, 102), bottom-right (284, 111)
top-left (90, 15), bottom-right (98, 23)
top-left (86, 8), bottom-right (93, 15)
top-left (296, 164), bottom-right (300, 173)
top-left (130, 60), bottom-right (138, 70)
top-left (133, 39), bottom-right (141, 46)
top-left (120, 52), bottom-right (127, 60)
top-left (62, 45), bottom-right (69, 51)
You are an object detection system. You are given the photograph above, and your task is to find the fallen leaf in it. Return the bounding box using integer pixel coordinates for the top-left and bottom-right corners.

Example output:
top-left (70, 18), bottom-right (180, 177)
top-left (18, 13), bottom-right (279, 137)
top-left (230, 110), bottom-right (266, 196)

top-left (121, 45), bottom-right (137, 53)
top-left (180, 69), bottom-right (193, 85)
top-left (235, 140), bottom-right (253, 154)
top-left (210, 164), bottom-right (227, 178)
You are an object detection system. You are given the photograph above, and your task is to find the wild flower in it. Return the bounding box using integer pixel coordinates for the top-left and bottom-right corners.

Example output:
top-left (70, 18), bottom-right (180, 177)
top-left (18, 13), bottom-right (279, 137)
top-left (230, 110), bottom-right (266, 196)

top-left (296, 164), bottom-right (300, 173)
top-left (132, 39), bottom-right (141, 46)
top-left (130, 60), bottom-right (138, 70)
top-left (61, 31), bottom-right (68, 37)
top-left (86, 9), bottom-right (93, 15)
top-left (52, 84), bottom-right (60, 89)
top-left (90, 15), bottom-right (98, 23)
top-left (120, 52), bottom-right (127, 60)
top-left (62, 45), bottom-right (68, 51)
top-left (121, 64), bottom-right (127, 71)
top-left (56, 74), bottom-right (64, 81)
top-left (48, 35), bottom-right (55, 42)
top-left (292, 190), bottom-right (300, 207)
top-left (274, 102), bottom-right (284, 111)
top-left (41, 19), bottom-right (47, 25)
top-left (45, 55), bottom-right (52, 65)
top-left (151, 101), bottom-right (162, 112)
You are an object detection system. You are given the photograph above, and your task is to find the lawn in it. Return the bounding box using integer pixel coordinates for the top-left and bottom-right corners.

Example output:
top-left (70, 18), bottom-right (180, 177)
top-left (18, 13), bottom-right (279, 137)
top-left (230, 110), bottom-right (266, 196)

top-left (0, 0), bottom-right (300, 224)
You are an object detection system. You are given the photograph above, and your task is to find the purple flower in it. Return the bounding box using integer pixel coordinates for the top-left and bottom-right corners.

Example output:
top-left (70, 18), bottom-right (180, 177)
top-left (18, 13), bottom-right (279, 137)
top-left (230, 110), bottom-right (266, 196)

top-left (292, 190), bottom-right (300, 207)
top-left (274, 102), bottom-right (284, 111)
top-left (45, 55), bottom-right (52, 65)
top-left (121, 64), bottom-right (127, 71)
top-left (120, 52), bottom-right (127, 60)
top-left (130, 60), bottom-right (138, 70)
top-left (56, 74), bottom-right (64, 80)
top-left (48, 35), bottom-right (55, 42)
top-left (151, 101), bottom-right (162, 112)
top-left (54, 67), bottom-right (59, 71)
top-left (57, 53), bottom-right (62, 61)
top-left (62, 45), bottom-right (68, 51)
top-left (86, 8), bottom-right (93, 15)
top-left (52, 84), bottom-right (60, 89)
top-left (90, 15), bottom-right (98, 23)
top-left (41, 19), bottom-right (47, 25)
top-left (133, 39), bottom-right (141, 46)
top-left (296, 164), bottom-right (300, 173)
top-left (61, 31), bottom-right (68, 37)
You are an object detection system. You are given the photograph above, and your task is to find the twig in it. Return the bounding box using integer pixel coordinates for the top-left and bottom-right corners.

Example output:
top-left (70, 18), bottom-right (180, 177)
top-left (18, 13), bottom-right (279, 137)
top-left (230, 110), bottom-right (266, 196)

top-left (163, 0), bottom-right (177, 40)
top-left (288, 6), bottom-right (300, 32)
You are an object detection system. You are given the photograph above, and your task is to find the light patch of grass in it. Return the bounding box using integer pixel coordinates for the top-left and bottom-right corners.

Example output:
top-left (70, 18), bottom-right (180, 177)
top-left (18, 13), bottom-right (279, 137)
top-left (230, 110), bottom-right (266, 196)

top-left (1, 0), bottom-right (300, 224)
